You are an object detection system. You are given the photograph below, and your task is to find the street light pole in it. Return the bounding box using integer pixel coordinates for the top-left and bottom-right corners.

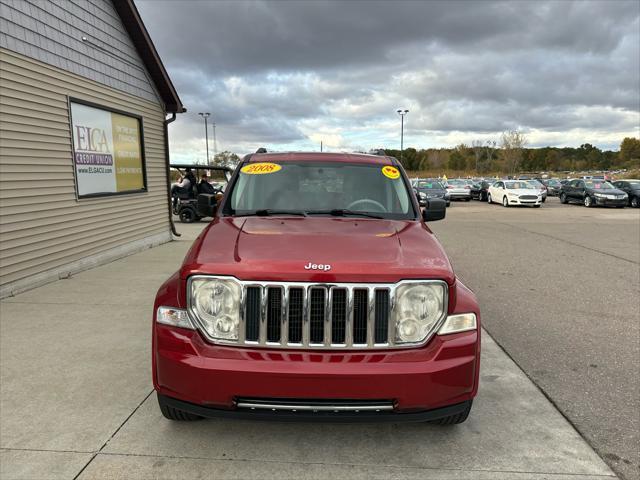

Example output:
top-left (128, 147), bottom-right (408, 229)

top-left (396, 109), bottom-right (409, 164)
top-left (212, 121), bottom-right (217, 161)
top-left (198, 112), bottom-right (210, 165)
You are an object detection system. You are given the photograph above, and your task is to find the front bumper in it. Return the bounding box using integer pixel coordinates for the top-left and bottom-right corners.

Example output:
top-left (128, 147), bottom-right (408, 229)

top-left (594, 197), bottom-right (627, 206)
top-left (154, 325), bottom-right (479, 413)
top-left (158, 393), bottom-right (472, 423)
top-left (506, 196), bottom-right (542, 206)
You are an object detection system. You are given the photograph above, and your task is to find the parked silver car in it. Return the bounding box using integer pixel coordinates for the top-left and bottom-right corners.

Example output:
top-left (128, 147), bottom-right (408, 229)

top-left (444, 179), bottom-right (472, 201)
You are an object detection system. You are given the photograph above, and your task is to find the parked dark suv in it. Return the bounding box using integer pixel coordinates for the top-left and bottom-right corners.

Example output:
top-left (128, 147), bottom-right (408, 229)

top-left (560, 179), bottom-right (627, 208)
top-left (612, 180), bottom-right (640, 208)
top-left (415, 179), bottom-right (450, 207)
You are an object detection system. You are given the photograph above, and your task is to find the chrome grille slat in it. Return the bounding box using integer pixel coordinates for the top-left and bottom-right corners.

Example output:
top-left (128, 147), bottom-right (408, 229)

top-left (259, 286), bottom-right (268, 345)
top-left (366, 287), bottom-right (376, 347)
top-left (345, 287), bottom-right (354, 347)
top-left (280, 287), bottom-right (289, 347)
top-left (324, 288), bottom-right (333, 347)
top-left (188, 277), bottom-right (449, 350)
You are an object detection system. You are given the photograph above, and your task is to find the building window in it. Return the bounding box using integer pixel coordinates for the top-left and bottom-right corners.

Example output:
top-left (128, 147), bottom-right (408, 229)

top-left (69, 98), bottom-right (147, 198)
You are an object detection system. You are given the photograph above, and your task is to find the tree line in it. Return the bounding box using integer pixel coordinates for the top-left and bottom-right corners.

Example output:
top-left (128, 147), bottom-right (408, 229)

top-left (381, 135), bottom-right (640, 174)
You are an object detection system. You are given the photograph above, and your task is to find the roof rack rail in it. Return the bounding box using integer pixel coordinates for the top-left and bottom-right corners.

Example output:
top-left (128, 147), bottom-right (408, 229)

top-left (255, 147), bottom-right (267, 153)
top-left (370, 149), bottom-right (387, 156)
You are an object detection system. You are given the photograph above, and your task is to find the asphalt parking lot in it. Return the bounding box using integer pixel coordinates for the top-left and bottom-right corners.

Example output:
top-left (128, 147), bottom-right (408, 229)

top-left (430, 196), bottom-right (640, 480)
top-left (0, 199), bottom-right (636, 480)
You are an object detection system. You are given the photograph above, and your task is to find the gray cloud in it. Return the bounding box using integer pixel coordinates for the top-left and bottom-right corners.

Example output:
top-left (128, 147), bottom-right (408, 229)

top-left (137, 0), bottom-right (640, 156)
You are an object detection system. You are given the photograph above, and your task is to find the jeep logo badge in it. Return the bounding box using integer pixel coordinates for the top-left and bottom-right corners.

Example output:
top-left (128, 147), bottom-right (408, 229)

top-left (304, 262), bottom-right (331, 271)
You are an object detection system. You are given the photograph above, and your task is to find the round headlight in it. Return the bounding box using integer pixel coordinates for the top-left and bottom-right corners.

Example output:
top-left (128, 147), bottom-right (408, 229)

top-left (191, 278), bottom-right (241, 340)
top-left (395, 283), bottom-right (445, 344)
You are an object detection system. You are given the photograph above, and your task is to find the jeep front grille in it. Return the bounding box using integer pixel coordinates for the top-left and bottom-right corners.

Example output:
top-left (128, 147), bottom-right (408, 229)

top-left (241, 284), bottom-right (392, 348)
top-left (188, 278), bottom-right (449, 350)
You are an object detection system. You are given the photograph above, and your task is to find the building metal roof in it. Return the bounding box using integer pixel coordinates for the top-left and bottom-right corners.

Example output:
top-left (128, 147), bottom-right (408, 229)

top-left (112, 0), bottom-right (185, 113)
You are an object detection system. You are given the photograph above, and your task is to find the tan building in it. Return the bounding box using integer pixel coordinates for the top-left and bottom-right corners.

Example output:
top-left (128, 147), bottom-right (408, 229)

top-left (0, 0), bottom-right (185, 298)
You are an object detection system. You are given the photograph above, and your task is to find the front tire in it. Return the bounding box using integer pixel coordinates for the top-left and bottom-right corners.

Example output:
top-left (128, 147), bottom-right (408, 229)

top-left (487, 193), bottom-right (492, 204)
top-left (430, 401), bottom-right (473, 425)
top-left (560, 193), bottom-right (568, 204)
top-left (631, 196), bottom-right (639, 208)
top-left (502, 196), bottom-right (509, 207)
top-left (584, 196), bottom-right (593, 208)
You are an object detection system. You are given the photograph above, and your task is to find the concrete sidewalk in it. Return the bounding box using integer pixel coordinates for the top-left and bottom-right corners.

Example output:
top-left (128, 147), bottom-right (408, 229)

top-left (0, 224), bottom-right (616, 479)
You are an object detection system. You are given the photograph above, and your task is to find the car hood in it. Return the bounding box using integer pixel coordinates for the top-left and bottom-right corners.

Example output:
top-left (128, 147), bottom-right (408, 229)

top-left (586, 188), bottom-right (626, 195)
top-left (181, 217), bottom-right (455, 285)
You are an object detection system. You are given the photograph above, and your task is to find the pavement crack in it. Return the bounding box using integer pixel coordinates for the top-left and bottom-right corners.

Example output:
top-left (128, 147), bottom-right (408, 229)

top-left (72, 389), bottom-right (154, 480)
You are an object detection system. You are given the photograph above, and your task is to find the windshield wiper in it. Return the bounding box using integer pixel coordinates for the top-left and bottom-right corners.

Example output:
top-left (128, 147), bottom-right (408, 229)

top-left (236, 209), bottom-right (307, 217)
top-left (306, 209), bottom-right (384, 219)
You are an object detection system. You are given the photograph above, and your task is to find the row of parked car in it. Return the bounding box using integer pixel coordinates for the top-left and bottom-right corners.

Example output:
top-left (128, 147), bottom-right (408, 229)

top-left (411, 177), bottom-right (640, 208)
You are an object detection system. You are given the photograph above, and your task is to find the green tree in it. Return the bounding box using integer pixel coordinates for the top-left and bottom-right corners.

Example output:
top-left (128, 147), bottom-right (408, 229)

top-left (620, 137), bottom-right (640, 164)
top-left (500, 130), bottom-right (527, 174)
top-left (545, 149), bottom-right (561, 171)
top-left (214, 151), bottom-right (240, 168)
top-left (448, 150), bottom-right (466, 170)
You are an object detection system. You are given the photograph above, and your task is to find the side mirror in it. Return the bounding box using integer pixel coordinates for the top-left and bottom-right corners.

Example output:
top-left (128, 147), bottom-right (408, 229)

top-left (422, 198), bottom-right (446, 222)
top-left (196, 193), bottom-right (217, 218)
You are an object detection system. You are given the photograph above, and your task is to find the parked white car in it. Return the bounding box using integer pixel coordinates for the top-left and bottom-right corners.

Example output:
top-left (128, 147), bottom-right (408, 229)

top-left (487, 180), bottom-right (542, 207)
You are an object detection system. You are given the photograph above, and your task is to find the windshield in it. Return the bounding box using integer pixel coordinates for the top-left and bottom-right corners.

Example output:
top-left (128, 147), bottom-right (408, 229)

top-left (628, 180), bottom-right (640, 188)
top-left (505, 181), bottom-right (534, 189)
top-left (585, 180), bottom-right (614, 189)
top-left (527, 180), bottom-right (543, 188)
top-left (417, 181), bottom-right (443, 189)
top-left (447, 180), bottom-right (466, 186)
top-left (546, 179), bottom-right (561, 186)
top-left (225, 161), bottom-right (415, 219)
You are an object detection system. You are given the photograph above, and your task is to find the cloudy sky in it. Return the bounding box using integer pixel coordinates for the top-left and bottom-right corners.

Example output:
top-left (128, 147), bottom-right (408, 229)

top-left (136, 0), bottom-right (640, 162)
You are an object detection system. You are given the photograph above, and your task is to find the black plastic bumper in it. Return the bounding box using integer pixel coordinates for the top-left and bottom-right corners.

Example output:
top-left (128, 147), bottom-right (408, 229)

top-left (158, 393), bottom-right (472, 423)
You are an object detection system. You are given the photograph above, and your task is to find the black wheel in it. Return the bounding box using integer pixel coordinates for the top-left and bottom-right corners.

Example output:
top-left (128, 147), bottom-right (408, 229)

top-left (542, 197), bottom-right (546, 203)
top-left (179, 207), bottom-right (197, 223)
top-left (584, 196), bottom-right (594, 208)
top-left (560, 193), bottom-right (568, 204)
top-left (502, 196), bottom-right (509, 207)
top-left (430, 401), bottom-right (472, 425)
top-left (158, 394), bottom-right (202, 421)
top-left (465, 198), bottom-right (471, 202)
top-left (487, 193), bottom-right (492, 204)
top-left (631, 196), bottom-right (639, 208)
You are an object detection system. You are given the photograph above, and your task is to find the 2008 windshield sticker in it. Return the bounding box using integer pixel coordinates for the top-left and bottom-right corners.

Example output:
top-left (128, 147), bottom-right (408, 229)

top-left (381, 166), bottom-right (400, 179)
top-left (241, 162), bottom-right (282, 174)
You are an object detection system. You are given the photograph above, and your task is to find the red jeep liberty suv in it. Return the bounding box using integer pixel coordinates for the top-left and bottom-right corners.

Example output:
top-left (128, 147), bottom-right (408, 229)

top-left (153, 151), bottom-right (480, 423)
